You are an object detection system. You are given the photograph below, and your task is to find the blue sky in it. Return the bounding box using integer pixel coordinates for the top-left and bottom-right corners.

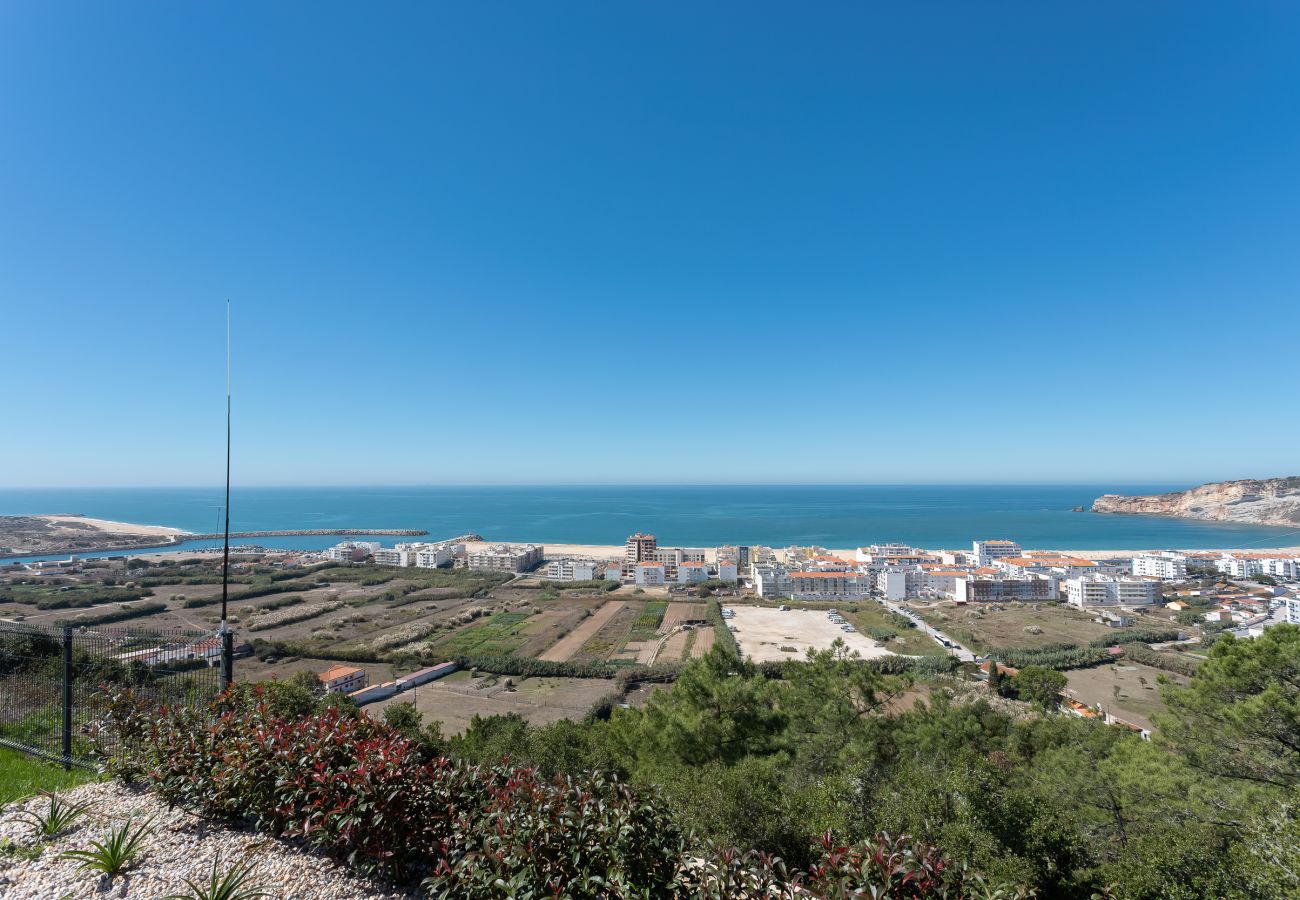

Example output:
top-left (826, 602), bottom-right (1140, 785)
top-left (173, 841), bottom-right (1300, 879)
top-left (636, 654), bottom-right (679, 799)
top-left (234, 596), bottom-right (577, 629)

top-left (2, 3), bottom-right (1298, 487)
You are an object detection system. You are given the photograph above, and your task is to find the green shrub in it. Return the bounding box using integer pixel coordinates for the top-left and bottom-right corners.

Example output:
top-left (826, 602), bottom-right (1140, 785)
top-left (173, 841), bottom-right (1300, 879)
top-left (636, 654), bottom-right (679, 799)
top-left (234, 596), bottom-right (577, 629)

top-left (58, 602), bottom-right (167, 627)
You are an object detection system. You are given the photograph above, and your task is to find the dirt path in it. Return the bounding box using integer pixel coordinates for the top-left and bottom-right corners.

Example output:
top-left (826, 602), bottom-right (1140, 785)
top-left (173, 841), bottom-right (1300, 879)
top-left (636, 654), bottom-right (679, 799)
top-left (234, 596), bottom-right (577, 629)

top-left (538, 600), bottom-right (627, 662)
top-left (656, 629), bottom-right (690, 663)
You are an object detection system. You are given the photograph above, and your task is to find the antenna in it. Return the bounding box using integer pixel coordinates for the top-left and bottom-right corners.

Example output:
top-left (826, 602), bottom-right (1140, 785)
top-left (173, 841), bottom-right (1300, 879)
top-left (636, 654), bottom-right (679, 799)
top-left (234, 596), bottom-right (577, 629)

top-left (219, 300), bottom-right (233, 689)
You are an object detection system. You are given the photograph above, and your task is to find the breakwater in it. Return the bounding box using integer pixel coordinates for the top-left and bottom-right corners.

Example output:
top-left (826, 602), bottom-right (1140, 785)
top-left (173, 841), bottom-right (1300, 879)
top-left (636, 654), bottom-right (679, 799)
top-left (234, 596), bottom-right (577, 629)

top-left (181, 529), bottom-right (429, 540)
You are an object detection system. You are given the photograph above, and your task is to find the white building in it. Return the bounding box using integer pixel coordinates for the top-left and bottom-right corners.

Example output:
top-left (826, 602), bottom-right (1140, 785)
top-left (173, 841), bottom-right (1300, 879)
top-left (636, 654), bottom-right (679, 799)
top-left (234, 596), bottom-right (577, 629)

top-left (1217, 556), bottom-right (1263, 578)
top-left (325, 541), bottom-right (380, 562)
top-left (972, 540), bottom-right (1022, 567)
top-left (318, 665), bottom-right (366, 694)
top-left (753, 567), bottom-right (791, 598)
top-left (677, 561), bottom-right (710, 584)
top-left (634, 561), bottom-right (666, 585)
top-left (1065, 576), bottom-right (1160, 609)
top-left (786, 571), bottom-right (870, 599)
top-left (1285, 597), bottom-right (1300, 625)
top-left (876, 569), bottom-right (907, 601)
top-left (415, 544), bottom-right (454, 569)
top-left (466, 544), bottom-right (544, 573)
top-left (544, 558), bottom-right (602, 581)
top-left (1132, 553), bottom-right (1189, 580)
top-left (716, 562), bottom-right (738, 582)
top-left (1263, 557), bottom-right (1300, 579)
top-left (954, 577), bottom-right (1057, 603)
top-left (373, 547), bottom-right (416, 567)
top-left (1216, 554), bottom-right (1300, 580)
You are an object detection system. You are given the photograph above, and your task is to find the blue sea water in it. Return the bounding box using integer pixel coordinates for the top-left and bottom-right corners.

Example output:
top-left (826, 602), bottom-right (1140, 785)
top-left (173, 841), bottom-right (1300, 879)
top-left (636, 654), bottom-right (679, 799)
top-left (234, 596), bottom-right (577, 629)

top-left (1, 485), bottom-right (1298, 563)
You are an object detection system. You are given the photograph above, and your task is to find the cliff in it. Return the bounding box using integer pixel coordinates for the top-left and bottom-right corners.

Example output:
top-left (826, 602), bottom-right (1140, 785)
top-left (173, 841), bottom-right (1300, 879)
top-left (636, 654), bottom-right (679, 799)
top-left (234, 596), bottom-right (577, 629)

top-left (1092, 477), bottom-right (1300, 527)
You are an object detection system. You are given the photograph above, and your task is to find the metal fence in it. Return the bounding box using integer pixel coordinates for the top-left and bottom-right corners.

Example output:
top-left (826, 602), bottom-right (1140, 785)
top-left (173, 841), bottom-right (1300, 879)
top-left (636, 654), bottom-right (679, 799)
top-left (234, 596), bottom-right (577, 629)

top-left (0, 622), bottom-right (231, 768)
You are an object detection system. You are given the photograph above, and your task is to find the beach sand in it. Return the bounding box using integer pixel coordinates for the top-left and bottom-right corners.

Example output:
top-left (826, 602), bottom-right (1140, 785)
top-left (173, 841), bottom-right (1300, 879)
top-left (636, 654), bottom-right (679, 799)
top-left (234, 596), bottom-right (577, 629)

top-left (827, 547), bottom-right (1300, 561)
top-left (35, 515), bottom-right (187, 537)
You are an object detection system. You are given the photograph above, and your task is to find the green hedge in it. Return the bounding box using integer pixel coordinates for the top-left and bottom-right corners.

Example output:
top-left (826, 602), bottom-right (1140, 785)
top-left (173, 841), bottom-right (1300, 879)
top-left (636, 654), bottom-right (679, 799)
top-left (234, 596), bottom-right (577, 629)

top-left (58, 601), bottom-right (168, 627)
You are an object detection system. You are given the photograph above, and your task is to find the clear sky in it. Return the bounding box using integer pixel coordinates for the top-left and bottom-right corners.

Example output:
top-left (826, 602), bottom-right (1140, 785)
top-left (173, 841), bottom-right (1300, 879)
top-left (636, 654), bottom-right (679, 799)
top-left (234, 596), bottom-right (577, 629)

top-left (2, 3), bottom-right (1298, 487)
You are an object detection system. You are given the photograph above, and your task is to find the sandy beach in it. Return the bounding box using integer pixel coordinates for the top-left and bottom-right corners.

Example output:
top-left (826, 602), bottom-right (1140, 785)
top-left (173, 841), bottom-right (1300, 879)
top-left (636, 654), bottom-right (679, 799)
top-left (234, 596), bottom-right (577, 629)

top-left (36, 515), bottom-right (187, 537)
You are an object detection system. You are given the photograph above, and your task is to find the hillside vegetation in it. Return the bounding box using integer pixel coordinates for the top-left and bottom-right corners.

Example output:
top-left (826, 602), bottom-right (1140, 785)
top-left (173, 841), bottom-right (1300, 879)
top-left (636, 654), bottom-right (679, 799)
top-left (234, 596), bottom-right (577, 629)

top-left (91, 626), bottom-right (1300, 899)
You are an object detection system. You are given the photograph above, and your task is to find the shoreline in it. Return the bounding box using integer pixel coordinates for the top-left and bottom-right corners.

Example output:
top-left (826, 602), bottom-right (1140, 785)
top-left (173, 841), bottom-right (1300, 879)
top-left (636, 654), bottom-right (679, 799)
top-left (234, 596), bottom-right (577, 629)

top-left (4, 515), bottom-right (1299, 565)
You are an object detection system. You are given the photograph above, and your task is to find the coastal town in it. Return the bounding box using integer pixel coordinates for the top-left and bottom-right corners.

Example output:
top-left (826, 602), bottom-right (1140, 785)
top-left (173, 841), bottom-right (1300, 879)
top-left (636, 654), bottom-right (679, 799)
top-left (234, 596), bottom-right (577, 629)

top-left (5, 527), bottom-right (1297, 741)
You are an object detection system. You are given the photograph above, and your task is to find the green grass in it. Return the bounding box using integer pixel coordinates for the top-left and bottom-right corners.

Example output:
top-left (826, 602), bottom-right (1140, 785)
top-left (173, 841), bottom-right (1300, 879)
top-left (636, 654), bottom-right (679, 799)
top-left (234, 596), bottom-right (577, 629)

top-left (844, 606), bottom-right (948, 657)
top-left (432, 611), bottom-right (532, 655)
top-left (0, 747), bottom-right (96, 806)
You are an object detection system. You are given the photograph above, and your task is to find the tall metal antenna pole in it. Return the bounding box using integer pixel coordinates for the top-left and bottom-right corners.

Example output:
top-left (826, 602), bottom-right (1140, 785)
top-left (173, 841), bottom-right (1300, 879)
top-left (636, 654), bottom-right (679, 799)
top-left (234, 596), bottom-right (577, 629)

top-left (219, 300), bottom-right (233, 689)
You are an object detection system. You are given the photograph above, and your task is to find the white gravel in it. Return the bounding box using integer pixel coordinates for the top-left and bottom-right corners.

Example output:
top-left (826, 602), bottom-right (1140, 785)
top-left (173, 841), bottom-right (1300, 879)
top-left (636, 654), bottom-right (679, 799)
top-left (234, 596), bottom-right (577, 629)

top-left (0, 781), bottom-right (415, 899)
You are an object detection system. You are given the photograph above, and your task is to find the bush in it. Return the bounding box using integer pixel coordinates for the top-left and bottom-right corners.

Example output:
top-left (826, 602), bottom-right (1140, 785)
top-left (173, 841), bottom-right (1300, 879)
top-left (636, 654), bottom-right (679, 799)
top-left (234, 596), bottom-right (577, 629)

top-left (100, 687), bottom-right (689, 888)
top-left (58, 601), bottom-right (167, 626)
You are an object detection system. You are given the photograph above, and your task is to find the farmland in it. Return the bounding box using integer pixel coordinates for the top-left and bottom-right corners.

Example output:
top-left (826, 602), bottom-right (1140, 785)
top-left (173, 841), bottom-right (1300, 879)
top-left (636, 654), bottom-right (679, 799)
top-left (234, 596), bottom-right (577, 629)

top-left (369, 670), bottom-right (615, 734)
top-left (0, 554), bottom-right (721, 732)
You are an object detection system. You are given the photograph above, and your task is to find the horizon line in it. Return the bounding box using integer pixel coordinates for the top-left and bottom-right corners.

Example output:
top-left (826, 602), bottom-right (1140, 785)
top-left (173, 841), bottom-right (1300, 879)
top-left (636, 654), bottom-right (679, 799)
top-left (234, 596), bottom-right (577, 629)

top-left (0, 479), bottom-right (1214, 491)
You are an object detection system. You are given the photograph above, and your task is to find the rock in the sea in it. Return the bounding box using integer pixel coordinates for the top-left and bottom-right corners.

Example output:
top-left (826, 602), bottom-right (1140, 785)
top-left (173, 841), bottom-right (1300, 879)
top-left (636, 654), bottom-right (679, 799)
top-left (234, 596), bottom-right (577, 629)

top-left (1092, 477), bottom-right (1300, 527)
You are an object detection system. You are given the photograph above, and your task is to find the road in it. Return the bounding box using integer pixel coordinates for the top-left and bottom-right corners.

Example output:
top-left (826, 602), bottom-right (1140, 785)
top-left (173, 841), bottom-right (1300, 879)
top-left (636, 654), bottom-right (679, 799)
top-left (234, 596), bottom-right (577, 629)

top-left (877, 598), bottom-right (978, 662)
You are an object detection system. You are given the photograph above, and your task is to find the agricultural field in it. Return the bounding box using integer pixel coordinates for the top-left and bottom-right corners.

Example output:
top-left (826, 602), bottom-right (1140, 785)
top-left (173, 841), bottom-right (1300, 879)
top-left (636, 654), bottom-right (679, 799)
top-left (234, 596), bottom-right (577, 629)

top-left (369, 670), bottom-right (616, 734)
top-left (0, 557), bottom-right (726, 729)
top-left (1064, 661), bottom-right (1189, 731)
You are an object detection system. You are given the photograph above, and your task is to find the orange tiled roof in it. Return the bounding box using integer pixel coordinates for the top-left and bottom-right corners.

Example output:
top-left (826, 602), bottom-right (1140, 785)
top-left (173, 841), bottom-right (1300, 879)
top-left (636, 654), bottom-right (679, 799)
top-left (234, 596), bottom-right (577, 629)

top-left (320, 665), bottom-right (362, 682)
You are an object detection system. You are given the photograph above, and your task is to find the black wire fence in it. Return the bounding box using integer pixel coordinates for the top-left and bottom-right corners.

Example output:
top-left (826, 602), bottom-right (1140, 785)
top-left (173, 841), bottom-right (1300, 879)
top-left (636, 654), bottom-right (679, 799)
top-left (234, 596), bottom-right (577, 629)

top-left (0, 622), bottom-right (231, 768)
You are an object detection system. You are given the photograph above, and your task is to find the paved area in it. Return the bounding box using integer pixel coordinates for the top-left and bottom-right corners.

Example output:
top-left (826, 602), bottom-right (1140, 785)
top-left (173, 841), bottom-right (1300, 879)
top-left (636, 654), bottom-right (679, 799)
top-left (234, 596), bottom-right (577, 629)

top-left (729, 605), bottom-right (897, 662)
top-left (879, 599), bottom-right (976, 662)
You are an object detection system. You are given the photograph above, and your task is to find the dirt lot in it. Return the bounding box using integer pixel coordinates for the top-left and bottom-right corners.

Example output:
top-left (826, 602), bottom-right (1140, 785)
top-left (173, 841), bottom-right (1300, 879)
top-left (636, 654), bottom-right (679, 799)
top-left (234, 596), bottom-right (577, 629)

top-left (1064, 662), bottom-right (1188, 731)
top-left (916, 602), bottom-right (1121, 652)
top-left (729, 605), bottom-right (898, 663)
top-left (369, 670), bottom-right (615, 734)
top-left (661, 602), bottom-right (708, 632)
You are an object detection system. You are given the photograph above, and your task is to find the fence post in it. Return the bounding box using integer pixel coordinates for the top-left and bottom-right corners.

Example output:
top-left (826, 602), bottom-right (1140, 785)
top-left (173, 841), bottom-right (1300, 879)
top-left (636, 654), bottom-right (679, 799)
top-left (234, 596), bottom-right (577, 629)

top-left (221, 630), bottom-right (234, 691)
top-left (61, 625), bottom-right (73, 770)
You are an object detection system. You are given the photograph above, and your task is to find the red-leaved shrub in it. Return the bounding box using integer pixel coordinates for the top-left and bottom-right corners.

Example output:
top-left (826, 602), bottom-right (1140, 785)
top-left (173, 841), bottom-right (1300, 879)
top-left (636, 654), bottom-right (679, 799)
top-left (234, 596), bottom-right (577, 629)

top-left (100, 687), bottom-right (1027, 898)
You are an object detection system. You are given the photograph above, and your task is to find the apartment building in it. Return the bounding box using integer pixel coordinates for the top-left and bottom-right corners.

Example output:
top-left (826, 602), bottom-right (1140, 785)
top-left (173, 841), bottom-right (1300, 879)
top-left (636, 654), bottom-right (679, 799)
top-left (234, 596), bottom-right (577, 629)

top-left (1216, 553), bottom-right (1300, 580)
top-left (373, 547), bottom-right (415, 567)
top-left (1132, 553), bottom-right (1189, 580)
top-left (716, 562), bottom-right (739, 581)
top-left (1286, 597), bottom-right (1300, 626)
top-left (1065, 576), bottom-right (1160, 609)
top-left (856, 543), bottom-right (917, 563)
top-left (753, 567), bottom-right (791, 598)
top-left (954, 577), bottom-right (1057, 603)
top-left (972, 540), bottom-right (1023, 567)
top-left (466, 543), bottom-right (544, 573)
top-left (677, 561), bottom-right (710, 583)
top-left (995, 556), bottom-right (1101, 579)
top-left (625, 533), bottom-right (657, 570)
top-left (634, 561), bottom-right (666, 585)
top-left (415, 544), bottom-right (454, 569)
top-left (544, 558), bottom-right (601, 581)
top-left (787, 571), bottom-right (870, 599)
top-left (324, 541), bottom-right (381, 562)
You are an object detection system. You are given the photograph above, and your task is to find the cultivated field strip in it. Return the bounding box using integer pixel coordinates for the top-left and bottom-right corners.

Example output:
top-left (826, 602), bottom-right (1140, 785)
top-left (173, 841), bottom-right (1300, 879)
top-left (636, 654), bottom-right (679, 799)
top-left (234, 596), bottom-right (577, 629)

top-left (538, 600), bottom-right (627, 661)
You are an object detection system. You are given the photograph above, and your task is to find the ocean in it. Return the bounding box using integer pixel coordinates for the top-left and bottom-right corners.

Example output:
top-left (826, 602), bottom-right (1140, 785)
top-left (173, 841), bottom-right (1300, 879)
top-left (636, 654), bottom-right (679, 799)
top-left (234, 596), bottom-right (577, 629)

top-left (1, 484), bottom-right (1297, 562)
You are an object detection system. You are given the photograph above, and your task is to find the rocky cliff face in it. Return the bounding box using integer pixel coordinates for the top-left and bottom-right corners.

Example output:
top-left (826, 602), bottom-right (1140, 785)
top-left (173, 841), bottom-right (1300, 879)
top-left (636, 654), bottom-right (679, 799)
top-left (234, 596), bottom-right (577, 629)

top-left (1092, 477), bottom-right (1300, 527)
